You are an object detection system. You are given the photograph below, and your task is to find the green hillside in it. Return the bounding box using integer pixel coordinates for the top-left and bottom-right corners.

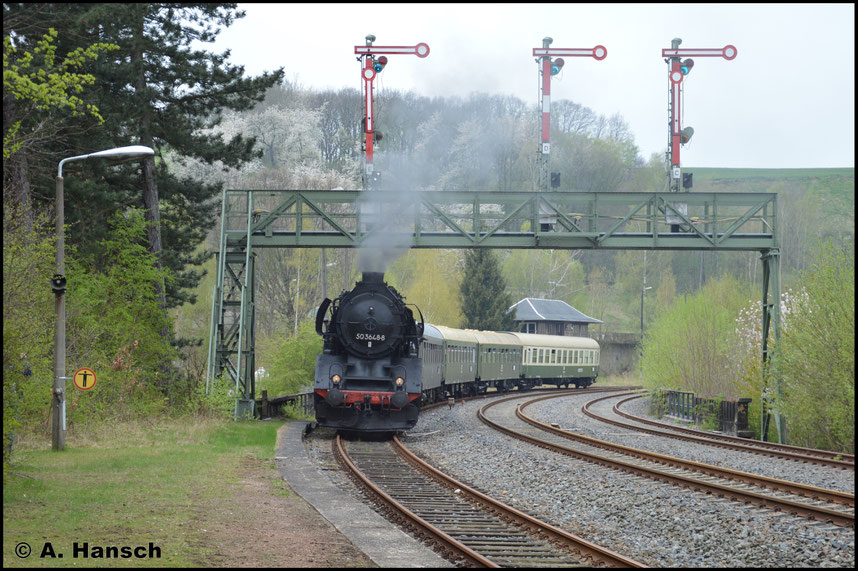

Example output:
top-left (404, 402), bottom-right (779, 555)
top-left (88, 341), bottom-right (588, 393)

top-left (684, 167), bottom-right (854, 225)
top-left (685, 167), bottom-right (854, 182)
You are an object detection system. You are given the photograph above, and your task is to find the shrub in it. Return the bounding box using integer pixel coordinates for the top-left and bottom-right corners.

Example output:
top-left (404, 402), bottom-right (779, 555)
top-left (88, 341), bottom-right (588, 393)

top-left (774, 241), bottom-right (854, 452)
top-left (639, 275), bottom-right (754, 396)
top-left (258, 319), bottom-right (321, 396)
top-left (4, 206), bottom-right (61, 463)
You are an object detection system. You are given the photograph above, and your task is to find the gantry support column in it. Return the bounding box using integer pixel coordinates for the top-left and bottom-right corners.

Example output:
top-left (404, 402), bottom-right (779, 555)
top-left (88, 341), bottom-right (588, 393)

top-left (760, 248), bottom-right (786, 443)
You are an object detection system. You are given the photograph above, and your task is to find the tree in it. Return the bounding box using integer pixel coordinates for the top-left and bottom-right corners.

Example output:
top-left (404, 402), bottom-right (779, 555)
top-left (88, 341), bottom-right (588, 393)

top-left (460, 249), bottom-right (516, 331)
top-left (7, 3), bottom-right (284, 310)
top-left (502, 249), bottom-right (585, 302)
top-left (639, 276), bottom-right (755, 396)
top-left (3, 28), bottom-right (115, 160)
top-left (388, 249), bottom-right (464, 327)
top-left (3, 23), bottom-right (117, 226)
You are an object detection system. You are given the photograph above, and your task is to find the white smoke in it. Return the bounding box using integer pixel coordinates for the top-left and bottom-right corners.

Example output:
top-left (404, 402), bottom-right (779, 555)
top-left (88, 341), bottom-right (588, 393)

top-left (355, 189), bottom-right (416, 273)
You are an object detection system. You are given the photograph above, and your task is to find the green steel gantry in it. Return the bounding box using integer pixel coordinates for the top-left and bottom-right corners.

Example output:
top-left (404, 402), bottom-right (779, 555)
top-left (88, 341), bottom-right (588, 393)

top-left (206, 189), bottom-right (784, 443)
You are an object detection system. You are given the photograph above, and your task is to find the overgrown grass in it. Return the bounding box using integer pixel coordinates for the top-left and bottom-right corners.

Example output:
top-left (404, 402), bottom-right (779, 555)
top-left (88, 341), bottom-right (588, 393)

top-left (3, 418), bottom-right (279, 567)
top-left (594, 371), bottom-right (643, 387)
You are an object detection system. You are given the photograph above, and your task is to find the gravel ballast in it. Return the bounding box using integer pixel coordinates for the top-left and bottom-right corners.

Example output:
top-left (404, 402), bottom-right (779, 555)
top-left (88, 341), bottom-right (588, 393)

top-left (396, 390), bottom-right (855, 568)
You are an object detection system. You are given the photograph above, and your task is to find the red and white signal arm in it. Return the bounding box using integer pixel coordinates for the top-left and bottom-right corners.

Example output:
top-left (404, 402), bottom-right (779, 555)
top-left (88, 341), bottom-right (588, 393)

top-left (355, 43), bottom-right (430, 58)
top-left (662, 45), bottom-right (737, 60)
top-left (73, 367), bottom-right (97, 391)
top-left (533, 45), bottom-right (607, 60)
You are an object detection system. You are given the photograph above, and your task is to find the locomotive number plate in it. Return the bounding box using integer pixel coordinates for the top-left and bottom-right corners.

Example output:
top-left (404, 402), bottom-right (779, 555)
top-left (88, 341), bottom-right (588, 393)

top-left (356, 333), bottom-right (386, 341)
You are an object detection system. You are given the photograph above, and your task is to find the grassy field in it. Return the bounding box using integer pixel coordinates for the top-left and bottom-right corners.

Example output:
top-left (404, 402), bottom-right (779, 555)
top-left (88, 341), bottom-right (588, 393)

top-left (3, 418), bottom-right (280, 567)
top-left (684, 166), bottom-right (854, 181)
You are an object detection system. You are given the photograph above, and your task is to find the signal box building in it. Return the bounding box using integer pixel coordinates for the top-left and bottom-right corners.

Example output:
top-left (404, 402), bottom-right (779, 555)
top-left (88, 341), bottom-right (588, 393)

top-left (509, 298), bottom-right (602, 337)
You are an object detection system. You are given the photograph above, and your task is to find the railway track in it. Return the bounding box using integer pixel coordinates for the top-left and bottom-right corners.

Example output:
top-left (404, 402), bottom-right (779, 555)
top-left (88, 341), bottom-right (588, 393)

top-left (600, 393), bottom-right (855, 469)
top-left (333, 433), bottom-right (646, 567)
top-left (479, 392), bottom-right (854, 529)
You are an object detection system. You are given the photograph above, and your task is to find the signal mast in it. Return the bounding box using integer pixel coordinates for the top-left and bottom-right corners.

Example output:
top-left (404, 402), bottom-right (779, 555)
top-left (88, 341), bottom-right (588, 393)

top-left (662, 38), bottom-right (737, 192)
top-left (355, 34), bottom-right (429, 189)
top-left (533, 38), bottom-right (606, 230)
top-left (533, 37), bottom-right (607, 193)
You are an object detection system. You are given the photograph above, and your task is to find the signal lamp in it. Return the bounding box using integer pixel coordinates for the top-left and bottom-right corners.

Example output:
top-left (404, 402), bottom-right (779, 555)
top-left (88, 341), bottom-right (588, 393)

top-left (395, 377), bottom-right (405, 387)
top-left (550, 57), bottom-right (565, 75)
top-left (680, 126), bottom-right (694, 145)
top-left (51, 274), bottom-right (67, 293)
top-left (373, 55), bottom-right (388, 72)
top-left (680, 58), bottom-right (695, 75)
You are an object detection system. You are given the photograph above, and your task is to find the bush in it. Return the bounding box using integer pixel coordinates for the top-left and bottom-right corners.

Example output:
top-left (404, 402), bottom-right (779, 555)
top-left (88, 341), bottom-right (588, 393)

top-left (774, 241), bottom-right (854, 452)
top-left (61, 208), bottom-right (178, 427)
top-left (639, 275), bottom-right (754, 396)
top-left (3, 207), bottom-right (183, 461)
top-left (4, 206), bottom-right (61, 463)
top-left (257, 319), bottom-right (321, 396)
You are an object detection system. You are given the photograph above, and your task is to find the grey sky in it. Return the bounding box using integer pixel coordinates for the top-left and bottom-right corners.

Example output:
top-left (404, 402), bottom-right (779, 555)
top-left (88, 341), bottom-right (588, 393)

top-left (210, 3), bottom-right (854, 169)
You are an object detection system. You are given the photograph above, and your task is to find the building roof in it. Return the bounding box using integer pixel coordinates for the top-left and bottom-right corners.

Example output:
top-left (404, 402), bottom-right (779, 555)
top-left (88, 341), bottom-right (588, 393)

top-left (509, 298), bottom-right (603, 324)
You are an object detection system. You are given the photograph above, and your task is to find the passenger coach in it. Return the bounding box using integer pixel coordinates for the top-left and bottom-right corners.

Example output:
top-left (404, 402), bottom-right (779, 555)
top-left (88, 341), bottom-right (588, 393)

top-left (512, 332), bottom-right (599, 388)
top-left (419, 325), bottom-right (599, 402)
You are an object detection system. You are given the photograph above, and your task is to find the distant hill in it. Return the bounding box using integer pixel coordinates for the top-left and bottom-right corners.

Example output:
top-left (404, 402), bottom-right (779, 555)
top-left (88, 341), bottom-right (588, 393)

top-left (685, 167), bottom-right (853, 182)
top-left (683, 167), bottom-right (854, 229)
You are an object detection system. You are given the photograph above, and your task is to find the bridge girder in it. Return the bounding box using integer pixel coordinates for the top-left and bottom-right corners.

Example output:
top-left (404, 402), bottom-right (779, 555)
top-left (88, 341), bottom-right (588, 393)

top-left (207, 189), bottom-right (783, 441)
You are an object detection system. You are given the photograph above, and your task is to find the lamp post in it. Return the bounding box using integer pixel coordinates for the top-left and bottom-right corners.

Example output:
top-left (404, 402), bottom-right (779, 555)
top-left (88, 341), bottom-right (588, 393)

top-left (52, 145), bottom-right (154, 451)
top-left (640, 285), bottom-right (652, 339)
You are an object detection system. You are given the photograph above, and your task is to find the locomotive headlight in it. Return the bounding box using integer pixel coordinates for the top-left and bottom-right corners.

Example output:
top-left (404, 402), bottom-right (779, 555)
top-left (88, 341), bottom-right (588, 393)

top-left (331, 374), bottom-right (342, 385)
top-left (395, 377), bottom-right (405, 387)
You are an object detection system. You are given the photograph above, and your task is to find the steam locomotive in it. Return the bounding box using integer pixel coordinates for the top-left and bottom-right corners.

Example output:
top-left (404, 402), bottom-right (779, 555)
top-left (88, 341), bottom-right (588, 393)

top-left (314, 272), bottom-right (424, 432)
top-left (314, 272), bottom-right (600, 433)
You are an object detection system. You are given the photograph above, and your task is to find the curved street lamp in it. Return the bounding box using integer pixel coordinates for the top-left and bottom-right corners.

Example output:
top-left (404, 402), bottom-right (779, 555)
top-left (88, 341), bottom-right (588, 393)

top-left (52, 145), bottom-right (154, 451)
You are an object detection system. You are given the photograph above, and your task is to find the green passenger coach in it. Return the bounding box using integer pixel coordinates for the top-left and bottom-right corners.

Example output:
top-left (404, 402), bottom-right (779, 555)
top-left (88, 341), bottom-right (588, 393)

top-left (511, 332), bottom-right (599, 388)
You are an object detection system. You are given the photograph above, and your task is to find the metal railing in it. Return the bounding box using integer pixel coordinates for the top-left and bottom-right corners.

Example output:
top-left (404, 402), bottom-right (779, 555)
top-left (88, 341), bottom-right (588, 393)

top-left (653, 389), bottom-right (752, 437)
top-left (256, 390), bottom-right (314, 419)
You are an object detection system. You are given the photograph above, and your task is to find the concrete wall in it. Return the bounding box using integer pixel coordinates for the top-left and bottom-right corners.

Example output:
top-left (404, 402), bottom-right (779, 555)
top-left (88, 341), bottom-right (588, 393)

top-left (595, 332), bottom-right (640, 376)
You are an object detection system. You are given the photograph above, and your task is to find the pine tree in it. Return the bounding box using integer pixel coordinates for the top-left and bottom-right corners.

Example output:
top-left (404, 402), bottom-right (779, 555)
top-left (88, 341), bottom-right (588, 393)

top-left (460, 249), bottom-right (516, 331)
top-left (6, 3), bottom-right (284, 308)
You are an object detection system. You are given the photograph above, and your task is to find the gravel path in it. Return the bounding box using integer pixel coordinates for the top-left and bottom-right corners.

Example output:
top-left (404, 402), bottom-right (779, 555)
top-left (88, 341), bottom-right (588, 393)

top-left (400, 390), bottom-right (855, 568)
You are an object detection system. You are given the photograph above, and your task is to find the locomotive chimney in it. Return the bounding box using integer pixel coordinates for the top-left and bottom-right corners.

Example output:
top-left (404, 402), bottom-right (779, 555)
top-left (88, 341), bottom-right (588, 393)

top-left (361, 271), bottom-right (385, 284)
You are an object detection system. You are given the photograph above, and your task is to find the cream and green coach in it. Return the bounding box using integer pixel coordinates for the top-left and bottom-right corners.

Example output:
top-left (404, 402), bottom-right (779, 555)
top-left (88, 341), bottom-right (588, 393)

top-left (510, 332), bottom-right (599, 388)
